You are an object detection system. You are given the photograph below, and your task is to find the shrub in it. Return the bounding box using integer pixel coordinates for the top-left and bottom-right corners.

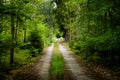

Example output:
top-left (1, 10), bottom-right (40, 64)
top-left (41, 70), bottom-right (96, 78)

top-left (14, 49), bottom-right (31, 65)
top-left (30, 47), bottom-right (39, 57)
top-left (29, 30), bottom-right (44, 54)
top-left (0, 34), bottom-right (11, 55)
top-left (69, 40), bottom-right (75, 49)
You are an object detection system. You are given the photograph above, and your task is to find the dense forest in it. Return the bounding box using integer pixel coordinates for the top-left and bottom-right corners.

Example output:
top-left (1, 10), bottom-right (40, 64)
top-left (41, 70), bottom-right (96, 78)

top-left (0, 0), bottom-right (53, 79)
top-left (53, 0), bottom-right (120, 77)
top-left (0, 0), bottom-right (120, 79)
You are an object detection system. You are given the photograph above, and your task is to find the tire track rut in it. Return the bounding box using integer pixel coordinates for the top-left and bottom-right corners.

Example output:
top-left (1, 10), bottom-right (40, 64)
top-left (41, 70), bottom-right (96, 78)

top-left (59, 43), bottom-right (93, 80)
top-left (37, 43), bottom-right (54, 80)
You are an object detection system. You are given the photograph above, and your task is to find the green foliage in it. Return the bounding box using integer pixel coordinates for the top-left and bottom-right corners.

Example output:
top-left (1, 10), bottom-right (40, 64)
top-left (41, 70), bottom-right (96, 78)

top-left (0, 33), bottom-right (11, 55)
top-left (54, 0), bottom-right (79, 41)
top-left (36, 22), bottom-right (52, 47)
top-left (0, 48), bottom-right (31, 70)
top-left (0, 48), bottom-right (36, 80)
top-left (63, 0), bottom-right (120, 77)
top-left (68, 40), bottom-right (75, 48)
top-left (14, 48), bottom-right (31, 65)
top-left (30, 47), bottom-right (39, 57)
top-left (29, 30), bottom-right (44, 54)
top-left (0, 0), bottom-right (53, 78)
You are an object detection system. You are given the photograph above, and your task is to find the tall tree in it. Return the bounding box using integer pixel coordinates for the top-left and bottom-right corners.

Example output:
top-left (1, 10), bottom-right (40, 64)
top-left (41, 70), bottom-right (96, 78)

top-left (54, 0), bottom-right (79, 41)
top-left (0, 0), bottom-right (34, 65)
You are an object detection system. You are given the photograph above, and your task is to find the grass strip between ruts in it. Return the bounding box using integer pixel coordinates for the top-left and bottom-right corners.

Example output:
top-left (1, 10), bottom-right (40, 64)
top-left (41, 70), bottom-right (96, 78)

top-left (50, 42), bottom-right (64, 80)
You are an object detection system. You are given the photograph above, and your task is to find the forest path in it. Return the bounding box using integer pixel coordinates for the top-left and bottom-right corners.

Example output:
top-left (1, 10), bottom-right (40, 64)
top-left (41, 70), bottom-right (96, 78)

top-left (59, 43), bottom-right (94, 80)
top-left (23, 43), bottom-right (94, 80)
top-left (36, 43), bottom-right (54, 80)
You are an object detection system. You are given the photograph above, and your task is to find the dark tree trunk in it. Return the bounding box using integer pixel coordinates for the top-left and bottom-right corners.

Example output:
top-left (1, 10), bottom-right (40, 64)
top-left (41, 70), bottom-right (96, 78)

top-left (10, 15), bottom-right (15, 65)
top-left (24, 28), bottom-right (26, 43)
top-left (65, 29), bottom-right (70, 42)
top-left (108, 9), bottom-right (113, 26)
top-left (15, 15), bottom-right (19, 45)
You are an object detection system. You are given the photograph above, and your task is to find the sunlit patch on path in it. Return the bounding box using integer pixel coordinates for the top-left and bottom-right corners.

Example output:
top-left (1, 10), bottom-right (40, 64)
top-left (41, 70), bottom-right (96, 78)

top-left (59, 43), bottom-right (93, 80)
top-left (37, 43), bottom-right (54, 80)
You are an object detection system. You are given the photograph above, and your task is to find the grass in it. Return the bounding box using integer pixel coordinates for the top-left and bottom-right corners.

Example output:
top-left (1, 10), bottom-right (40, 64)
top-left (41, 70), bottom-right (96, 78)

top-left (50, 42), bottom-right (64, 80)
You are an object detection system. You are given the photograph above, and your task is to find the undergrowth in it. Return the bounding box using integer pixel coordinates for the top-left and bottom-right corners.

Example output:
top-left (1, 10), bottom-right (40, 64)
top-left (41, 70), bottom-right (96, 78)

top-left (68, 42), bottom-right (120, 80)
top-left (0, 48), bottom-right (39, 80)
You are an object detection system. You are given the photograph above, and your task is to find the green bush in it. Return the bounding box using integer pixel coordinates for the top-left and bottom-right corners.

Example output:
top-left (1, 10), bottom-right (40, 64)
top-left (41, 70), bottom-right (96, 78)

top-left (30, 47), bottom-right (39, 57)
top-left (20, 42), bottom-right (31, 49)
top-left (14, 49), bottom-right (31, 65)
top-left (69, 40), bottom-right (75, 49)
top-left (87, 53), bottom-right (101, 62)
top-left (29, 30), bottom-right (44, 54)
top-left (0, 34), bottom-right (11, 55)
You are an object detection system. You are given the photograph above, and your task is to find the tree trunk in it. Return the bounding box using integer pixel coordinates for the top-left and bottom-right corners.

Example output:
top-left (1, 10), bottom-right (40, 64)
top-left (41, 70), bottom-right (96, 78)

top-left (24, 28), bottom-right (26, 43)
top-left (15, 16), bottom-right (18, 45)
top-left (108, 9), bottom-right (113, 24)
top-left (10, 15), bottom-right (15, 65)
top-left (65, 29), bottom-right (70, 42)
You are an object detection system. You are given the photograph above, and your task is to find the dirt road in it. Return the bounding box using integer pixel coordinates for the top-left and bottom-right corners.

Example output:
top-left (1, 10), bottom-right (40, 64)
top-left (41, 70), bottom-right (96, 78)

top-left (37, 43), bottom-right (54, 80)
top-left (22, 43), bottom-right (94, 80)
top-left (59, 43), bottom-right (93, 80)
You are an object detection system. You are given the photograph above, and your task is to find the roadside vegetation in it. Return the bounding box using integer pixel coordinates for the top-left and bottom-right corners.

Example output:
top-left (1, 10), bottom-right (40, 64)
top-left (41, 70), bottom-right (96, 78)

top-left (0, 0), bottom-right (52, 79)
top-left (50, 42), bottom-right (64, 80)
top-left (0, 0), bottom-right (120, 80)
top-left (54, 0), bottom-right (120, 79)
